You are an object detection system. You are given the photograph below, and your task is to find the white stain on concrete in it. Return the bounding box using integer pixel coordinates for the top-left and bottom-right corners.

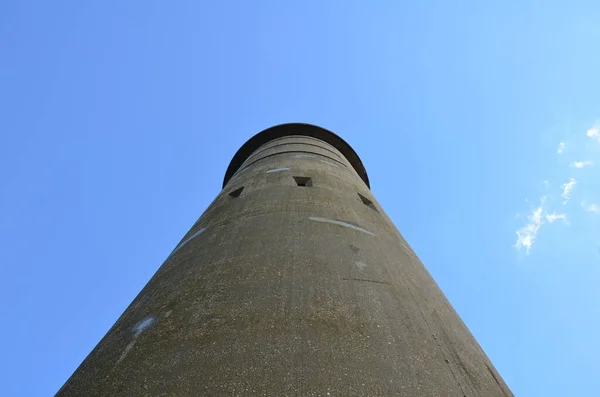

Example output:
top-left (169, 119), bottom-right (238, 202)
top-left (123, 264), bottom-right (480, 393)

top-left (169, 227), bottom-right (206, 257)
top-left (309, 217), bottom-right (376, 236)
top-left (133, 316), bottom-right (156, 335)
top-left (293, 154), bottom-right (316, 158)
top-left (117, 316), bottom-right (156, 364)
top-left (265, 167), bottom-right (290, 173)
top-left (117, 339), bottom-right (137, 364)
top-left (355, 261), bottom-right (367, 270)
top-left (320, 160), bottom-right (339, 167)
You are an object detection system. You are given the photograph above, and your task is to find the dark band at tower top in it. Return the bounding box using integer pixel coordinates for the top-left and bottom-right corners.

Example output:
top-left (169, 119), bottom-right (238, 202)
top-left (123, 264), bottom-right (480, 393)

top-left (224, 123), bottom-right (370, 188)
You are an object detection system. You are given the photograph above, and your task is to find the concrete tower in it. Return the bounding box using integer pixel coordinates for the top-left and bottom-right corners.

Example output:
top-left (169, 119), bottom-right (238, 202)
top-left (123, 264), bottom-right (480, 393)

top-left (57, 123), bottom-right (512, 396)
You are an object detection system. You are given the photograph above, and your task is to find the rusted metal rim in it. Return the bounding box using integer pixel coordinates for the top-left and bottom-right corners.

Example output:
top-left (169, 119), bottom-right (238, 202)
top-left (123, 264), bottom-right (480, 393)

top-left (223, 123), bottom-right (370, 189)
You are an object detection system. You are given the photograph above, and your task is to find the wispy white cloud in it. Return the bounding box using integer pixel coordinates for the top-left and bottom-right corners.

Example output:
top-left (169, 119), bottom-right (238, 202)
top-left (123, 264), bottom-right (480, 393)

top-left (545, 212), bottom-right (568, 223)
top-left (515, 197), bottom-right (545, 254)
top-left (560, 178), bottom-right (577, 203)
top-left (587, 126), bottom-right (600, 142)
top-left (515, 195), bottom-right (572, 254)
top-left (571, 160), bottom-right (594, 168)
top-left (582, 201), bottom-right (600, 213)
top-left (514, 121), bottom-right (600, 255)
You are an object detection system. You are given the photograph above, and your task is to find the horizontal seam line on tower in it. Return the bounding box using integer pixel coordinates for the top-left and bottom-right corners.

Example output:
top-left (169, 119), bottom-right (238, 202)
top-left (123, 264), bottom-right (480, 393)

top-left (253, 135), bottom-right (334, 151)
top-left (238, 150), bottom-right (348, 173)
top-left (246, 141), bottom-right (345, 163)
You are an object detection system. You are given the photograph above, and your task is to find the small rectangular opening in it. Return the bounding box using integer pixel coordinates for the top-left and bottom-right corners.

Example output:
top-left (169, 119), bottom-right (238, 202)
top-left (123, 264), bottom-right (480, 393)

top-left (293, 176), bottom-right (313, 187)
top-left (358, 193), bottom-right (378, 213)
top-left (229, 187), bottom-right (244, 198)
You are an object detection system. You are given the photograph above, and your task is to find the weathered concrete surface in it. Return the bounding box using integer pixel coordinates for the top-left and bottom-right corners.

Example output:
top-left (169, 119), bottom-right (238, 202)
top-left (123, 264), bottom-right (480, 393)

top-left (57, 124), bottom-right (512, 396)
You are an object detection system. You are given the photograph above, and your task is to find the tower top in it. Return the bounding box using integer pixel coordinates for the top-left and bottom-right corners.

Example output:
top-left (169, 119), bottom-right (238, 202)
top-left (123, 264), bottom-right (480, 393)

top-left (223, 123), bottom-right (370, 189)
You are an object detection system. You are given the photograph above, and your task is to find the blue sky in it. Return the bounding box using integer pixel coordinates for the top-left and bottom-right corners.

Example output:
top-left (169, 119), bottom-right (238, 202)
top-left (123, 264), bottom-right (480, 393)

top-left (1, 1), bottom-right (599, 395)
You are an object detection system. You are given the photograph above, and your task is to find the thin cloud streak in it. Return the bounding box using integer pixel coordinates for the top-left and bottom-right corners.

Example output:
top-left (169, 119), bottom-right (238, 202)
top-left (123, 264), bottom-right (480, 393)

top-left (546, 212), bottom-right (567, 223)
top-left (515, 197), bottom-right (545, 254)
top-left (582, 201), bottom-right (599, 213)
top-left (561, 178), bottom-right (577, 203)
top-left (571, 160), bottom-right (593, 168)
top-left (557, 142), bottom-right (565, 154)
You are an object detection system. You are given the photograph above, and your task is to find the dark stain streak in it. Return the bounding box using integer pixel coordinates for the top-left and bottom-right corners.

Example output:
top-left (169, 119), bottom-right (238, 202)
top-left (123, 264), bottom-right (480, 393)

top-left (342, 278), bottom-right (390, 285)
top-left (434, 313), bottom-right (477, 397)
top-left (405, 281), bottom-right (468, 397)
top-left (486, 363), bottom-right (511, 396)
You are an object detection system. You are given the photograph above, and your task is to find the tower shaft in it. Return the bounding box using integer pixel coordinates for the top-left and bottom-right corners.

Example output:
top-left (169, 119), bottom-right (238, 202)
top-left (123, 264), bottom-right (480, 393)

top-left (57, 124), bottom-right (511, 396)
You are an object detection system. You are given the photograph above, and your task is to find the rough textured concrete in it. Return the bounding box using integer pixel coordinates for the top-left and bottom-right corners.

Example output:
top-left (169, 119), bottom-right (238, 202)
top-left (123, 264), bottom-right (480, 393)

top-left (57, 123), bottom-right (512, 396)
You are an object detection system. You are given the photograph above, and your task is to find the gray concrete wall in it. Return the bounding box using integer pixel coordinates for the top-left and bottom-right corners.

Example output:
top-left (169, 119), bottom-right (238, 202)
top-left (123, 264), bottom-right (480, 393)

top-left (57, 131), bottom-right (512, 396)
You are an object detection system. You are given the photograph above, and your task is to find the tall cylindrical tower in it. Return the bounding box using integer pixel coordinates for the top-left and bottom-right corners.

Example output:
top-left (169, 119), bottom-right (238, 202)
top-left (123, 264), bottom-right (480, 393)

top-left (57, 123), bottom-right (512, 396)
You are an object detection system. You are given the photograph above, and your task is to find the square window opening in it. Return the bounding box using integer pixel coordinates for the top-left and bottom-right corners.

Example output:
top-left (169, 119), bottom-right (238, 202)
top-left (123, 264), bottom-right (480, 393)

top-left (229, 187), bottom-right (244, 198)
top-left (293, 176), bottom-right (313, 187)
top-left (358, 193), bottom-right (379, 213)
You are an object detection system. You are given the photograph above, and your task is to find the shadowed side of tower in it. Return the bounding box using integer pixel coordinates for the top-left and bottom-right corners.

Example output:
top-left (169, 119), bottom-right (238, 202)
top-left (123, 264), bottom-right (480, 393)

top-left (57, 123), bottom-right (512, 396)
